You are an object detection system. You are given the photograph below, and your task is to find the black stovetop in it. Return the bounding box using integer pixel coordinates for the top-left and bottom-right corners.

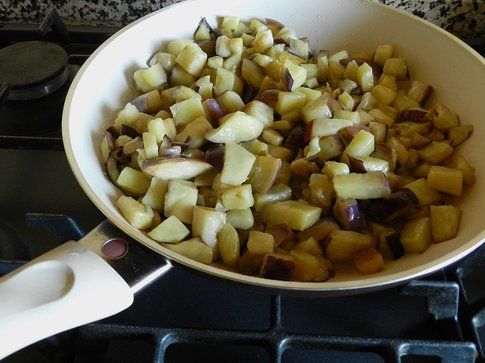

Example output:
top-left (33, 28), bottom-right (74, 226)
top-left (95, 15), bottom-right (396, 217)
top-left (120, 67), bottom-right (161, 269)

top-left (0, 9), bottom-right (484, 363)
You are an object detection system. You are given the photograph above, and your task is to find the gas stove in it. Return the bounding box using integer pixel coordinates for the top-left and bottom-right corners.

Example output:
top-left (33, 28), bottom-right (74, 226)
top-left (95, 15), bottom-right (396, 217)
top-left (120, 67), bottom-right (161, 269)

top-left (0, 9), bottom-right (484, 363)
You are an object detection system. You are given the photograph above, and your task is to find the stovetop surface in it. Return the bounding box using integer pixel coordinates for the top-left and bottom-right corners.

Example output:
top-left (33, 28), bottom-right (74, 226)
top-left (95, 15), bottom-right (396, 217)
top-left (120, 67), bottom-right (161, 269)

top-left (0, 9), bottom-right (484, 363)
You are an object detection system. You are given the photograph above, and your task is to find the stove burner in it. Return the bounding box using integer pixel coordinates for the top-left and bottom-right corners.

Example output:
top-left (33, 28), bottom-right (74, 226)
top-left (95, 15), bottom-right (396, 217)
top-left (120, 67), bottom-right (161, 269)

top-left (0, 41), bottom-right (69, 101)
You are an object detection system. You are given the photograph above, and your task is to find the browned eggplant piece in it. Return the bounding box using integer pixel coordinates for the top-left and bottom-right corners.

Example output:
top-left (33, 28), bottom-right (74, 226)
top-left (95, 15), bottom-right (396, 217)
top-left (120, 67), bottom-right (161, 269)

top-left (366, 189), bottom-right (418, 221)
top-left (397, 108), bottom-right (429, 122)
top-left (255, 89), bottom-right (280, 108)
top-left (283, 126), bottom-right (305, 150)
top-left (196, 40), bottom-right (216, 57)
top-left (371, 144), bottom-right (397, 171)
top-left (339, 57), bottom-right (382, 76)
top-left (203, 99), bottom-right (226, 125)
top-left (106, 126), bottom-right (120, 138)
top-left (259, 253), bottom-right (295, 281)
top-left (379, 232), bottom-right (404, 260)
top-left (237, 251), bottom-right (264, 275)
top-left (142, 156), bottom-right (213, 180)
top-left (160, 146), bottom-right (182, 157)
top-left (120, 124), bottom-right (140, 138)
top-left (242, 83), bottom-right (257, 104)
top-left (407, 81), bottom-right (433, 105)
top-left (333, 198), bottom-right (362, 232)
top-left (204, 143), bottom-right (225, 171)
top-left (339, 124), bottom-right (371, 142)
top-left (297, 219), bottom-right (339, 243)
top-left (265, 224), bottom-right (295, 247)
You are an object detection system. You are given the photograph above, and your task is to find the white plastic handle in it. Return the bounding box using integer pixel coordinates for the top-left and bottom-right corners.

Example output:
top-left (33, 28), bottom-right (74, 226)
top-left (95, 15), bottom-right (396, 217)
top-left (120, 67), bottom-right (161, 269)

top-left (0, 241), bottom-right (134, 360)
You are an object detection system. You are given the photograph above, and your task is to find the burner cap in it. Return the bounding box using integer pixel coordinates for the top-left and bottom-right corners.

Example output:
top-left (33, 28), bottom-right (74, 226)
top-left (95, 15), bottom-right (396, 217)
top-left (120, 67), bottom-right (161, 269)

top-left (0, 41), bottom-right (69, 101)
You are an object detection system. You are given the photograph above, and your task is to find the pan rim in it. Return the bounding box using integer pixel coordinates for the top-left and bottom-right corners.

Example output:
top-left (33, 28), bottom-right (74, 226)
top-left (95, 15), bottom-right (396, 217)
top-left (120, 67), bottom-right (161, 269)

top-left (62, 0), bottom-right (485, 293)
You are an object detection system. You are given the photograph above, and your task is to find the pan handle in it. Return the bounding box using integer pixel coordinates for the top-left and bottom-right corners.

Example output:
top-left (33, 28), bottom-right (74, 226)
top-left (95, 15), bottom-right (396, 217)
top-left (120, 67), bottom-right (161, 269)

top-left (0, 240), bottom-right (134, 360)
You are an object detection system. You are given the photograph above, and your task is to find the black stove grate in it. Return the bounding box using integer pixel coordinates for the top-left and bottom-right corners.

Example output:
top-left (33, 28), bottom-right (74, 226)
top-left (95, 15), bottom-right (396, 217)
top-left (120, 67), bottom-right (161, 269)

top-left (0, 9), bottom-right (484, 363)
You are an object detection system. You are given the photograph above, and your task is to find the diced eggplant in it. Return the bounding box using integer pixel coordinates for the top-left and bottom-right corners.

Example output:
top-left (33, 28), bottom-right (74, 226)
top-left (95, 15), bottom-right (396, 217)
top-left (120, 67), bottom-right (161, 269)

top-left (352, 248), bottom-right (384, 274)
top-left (400, 217), bottom-right (432, 253)
top-left (262, 200), bottom-right (322, 231)
top-left (453, 155), bottom-right (475, 185)
top-left (348, 156), bottom-right (389, 174)
top-left (120, 124), bottom-right (140, 138)
top-left (333, 172), bottom-right (391, 200)
top-left (432, 103), bottom-right (460, 131)
top-left (203, 99), bottom-right (225, 125)
top-left (427, 165), bottom-right (463, 196)
top-left (403, 178), bottom-right (441, 206)
top-left (290, 158), bottom-right (319, 180)
top-left (430, 205), bottom-right (461, 243)
top-left (254, 183), bottom-right (292, 211)
top-left (377, 230), bottom-right (404, 260)
top-left (339, 57), bottom-right (382, 77)
top-left (325, 230), bottom-right (373, 262)
top-left (255, 89), bottom-right (280, 108)
top-left (259, 253), bottom-right (295, 281)
top-left (166, 238), bottom-right (213, 264)
top-left (366, 189), bottom-right (418, 221)
top-left (448, 125), bottom-right (473, 147)
top-left (194, 17), bottom-right (214, 41)
top-left (418, 141), bottom-right (454, 165)
top-left (265, 224), bottom-right (296, 248)
top-left (131, 90), bottom-right (163, 113)
top-left (408, 81), bottom-right (433, 105)
top-left (397, 108), bottom-right (428, 122)
top-left (333, 198), bottom-right (361, 232)
top-left (142, 156), bottom-right (213, 180)
top-left (249, 155), bottom-right (282, 193)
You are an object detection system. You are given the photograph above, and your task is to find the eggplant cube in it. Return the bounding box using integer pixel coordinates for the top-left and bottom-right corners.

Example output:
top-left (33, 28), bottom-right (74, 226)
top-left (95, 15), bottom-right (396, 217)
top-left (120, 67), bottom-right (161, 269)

top-left (148, 215), bottom-right (190, 243)
top-left (166, 238), bottom-right (213, 264)
top-left (262, 200), bottom-right (322, 231)
top-left (333, 198), bottom-right (361, 232)
top-left (164, 180), bottom-right (198, 224)
top-left (175, 43), bottom-right (208, 77)
top-left (218, 223), bottom-right (240, 266)
top-left (353, 248), bottom-right (384, 274)
top-left (247, 231), bottom-right (275, 255)
top-left (427, 166), bottom-right (463, 196)
top-left (141, 177), bottom-right (168, 212)
top-left (221, 184), bottom-right (254, 210)
top-left (400, 217), bottom-right (432, 253)
top-left (192, 206), bottom-right (226, 248)
top-left (333, 172), bottom-right (391, 200)
top-left (117, 195), bottom-right (154, 230)
top-left (116, 167), bottom-right (150, 196)
top-left (226, 208), bottom-right (254, 230)
top-left (221, 142), bottom-right (256, 186)
top-left (430, 205), bottom-right (461, 243)
top-left (325, 230), bottom-right (373, 262)
top-left (260, 253), bottom-right (295, 281)
top-left (404, 178), bottom-right (441, 206)
top-left (170, 97), bottom-right (205, 126)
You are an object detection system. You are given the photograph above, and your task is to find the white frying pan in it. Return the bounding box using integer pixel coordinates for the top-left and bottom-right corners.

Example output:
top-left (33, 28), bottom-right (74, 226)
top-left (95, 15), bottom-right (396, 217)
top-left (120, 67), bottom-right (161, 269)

top-left (0, 0), bottom-right (484, 358)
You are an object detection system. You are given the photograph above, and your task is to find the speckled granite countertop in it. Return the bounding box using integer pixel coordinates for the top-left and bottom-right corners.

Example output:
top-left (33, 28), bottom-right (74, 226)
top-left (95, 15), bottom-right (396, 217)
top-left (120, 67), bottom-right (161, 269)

top-left (0, 0), bottom-right (483, 37)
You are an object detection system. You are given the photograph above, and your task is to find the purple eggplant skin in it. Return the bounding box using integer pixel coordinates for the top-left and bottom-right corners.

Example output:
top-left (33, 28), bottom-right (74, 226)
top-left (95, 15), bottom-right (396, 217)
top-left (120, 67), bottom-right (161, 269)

top-left (283, 126), bottom-right (305, 150)
top-left (348, 156), bottom-right (366, 173)
top-left (203, 99), bottom-right (225, 126)
top-left (204, 143), bottom-right (225, 171)
top-left (366, 189), bottom-right (419, 221)
top-left (384, 233), bottom-right (404, 259)
top-left (333, 198), bottom-right (362, 232)
top-left (120, 124), bottom-right (140, 138)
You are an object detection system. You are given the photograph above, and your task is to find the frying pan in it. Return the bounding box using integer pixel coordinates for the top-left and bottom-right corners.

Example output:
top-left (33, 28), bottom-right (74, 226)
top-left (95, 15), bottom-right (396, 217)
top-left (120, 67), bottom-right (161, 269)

top-left (0, 0), bottom-right (484, 358)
